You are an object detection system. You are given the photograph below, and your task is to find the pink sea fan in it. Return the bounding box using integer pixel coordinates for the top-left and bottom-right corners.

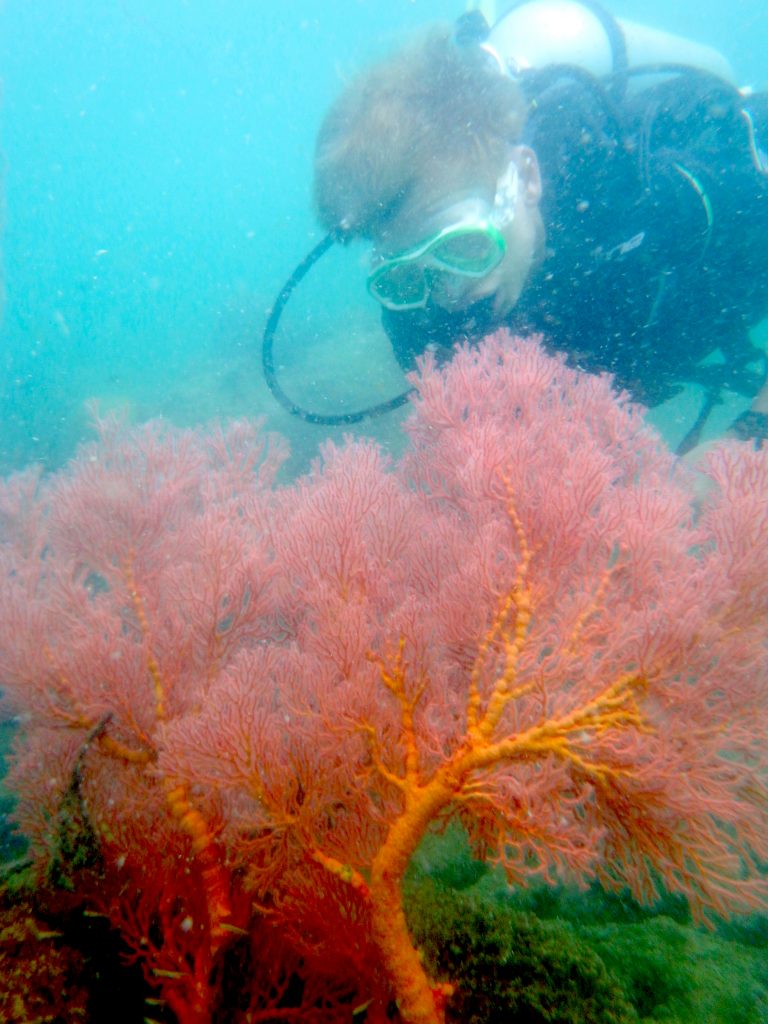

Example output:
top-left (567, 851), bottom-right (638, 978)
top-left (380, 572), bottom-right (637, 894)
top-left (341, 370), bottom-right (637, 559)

top-left (0, 332), bottom-right (767, 1024)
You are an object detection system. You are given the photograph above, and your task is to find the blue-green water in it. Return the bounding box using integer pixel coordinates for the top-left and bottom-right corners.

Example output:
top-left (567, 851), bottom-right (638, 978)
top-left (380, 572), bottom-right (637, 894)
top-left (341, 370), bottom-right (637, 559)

top-left (1, 0), bottom-right (766, 473)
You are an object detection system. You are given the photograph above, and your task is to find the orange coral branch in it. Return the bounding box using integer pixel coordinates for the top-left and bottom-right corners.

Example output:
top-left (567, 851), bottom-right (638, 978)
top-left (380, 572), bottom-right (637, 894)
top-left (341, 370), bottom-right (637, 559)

top-left (42, 645), bottom-right (154, 764)
top-left (309, 849), bottom-right (371, 897)
top-left (164, 782), bottom-right (234, 950)
top-left (124, 561), bottom-right (237, 952)
top-left (97, 733), bottom-right (154, 765)
top-left (469, 485), bottom-right (533, 743)
top-left (368, 638), bottom-right (425, 790)
top-left (124, 557), bottom-right (168, 722)
top-left (362, 490), bottom-right (658, 1024)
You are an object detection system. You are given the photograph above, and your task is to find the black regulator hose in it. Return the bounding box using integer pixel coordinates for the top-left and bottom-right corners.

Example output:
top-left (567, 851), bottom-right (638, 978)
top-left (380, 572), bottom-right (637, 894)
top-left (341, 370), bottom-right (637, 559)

top-left (262, 233), bottom-right (413, 426)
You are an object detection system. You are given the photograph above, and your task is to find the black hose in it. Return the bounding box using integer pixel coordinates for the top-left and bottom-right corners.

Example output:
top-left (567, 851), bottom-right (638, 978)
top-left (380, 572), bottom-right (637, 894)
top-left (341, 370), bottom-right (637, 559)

top-left (262, 233), bottom-right (412, 426)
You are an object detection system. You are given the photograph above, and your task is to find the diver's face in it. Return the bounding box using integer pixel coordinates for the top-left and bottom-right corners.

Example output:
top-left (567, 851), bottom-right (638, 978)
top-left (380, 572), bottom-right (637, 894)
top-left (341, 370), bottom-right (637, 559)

top-left (369, 147), bottom-right (543, 318)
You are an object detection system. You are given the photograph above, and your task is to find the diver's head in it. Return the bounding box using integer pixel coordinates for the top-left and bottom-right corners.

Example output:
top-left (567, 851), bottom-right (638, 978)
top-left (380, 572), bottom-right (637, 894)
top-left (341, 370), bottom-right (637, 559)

top-left (313, 25), bottom-right (544, 319)
top-left (366, 147), bottom-right (542, 318)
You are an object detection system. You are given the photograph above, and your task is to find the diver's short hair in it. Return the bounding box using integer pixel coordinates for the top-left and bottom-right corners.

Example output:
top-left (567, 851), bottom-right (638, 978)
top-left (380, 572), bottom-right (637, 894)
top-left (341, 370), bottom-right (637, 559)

top-left (313, 25), bottom-right (527, 238)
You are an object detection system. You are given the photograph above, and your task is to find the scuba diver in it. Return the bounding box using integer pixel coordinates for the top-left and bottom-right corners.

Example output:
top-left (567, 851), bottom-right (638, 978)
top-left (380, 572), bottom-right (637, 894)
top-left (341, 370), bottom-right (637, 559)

top-left (267, 0), bottom-right (768, 451)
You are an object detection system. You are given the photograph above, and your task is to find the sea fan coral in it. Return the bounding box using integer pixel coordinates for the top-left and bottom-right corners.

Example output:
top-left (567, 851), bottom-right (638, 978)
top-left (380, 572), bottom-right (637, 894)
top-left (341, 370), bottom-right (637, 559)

top-left (1, 332), bottom-right (766, 1024)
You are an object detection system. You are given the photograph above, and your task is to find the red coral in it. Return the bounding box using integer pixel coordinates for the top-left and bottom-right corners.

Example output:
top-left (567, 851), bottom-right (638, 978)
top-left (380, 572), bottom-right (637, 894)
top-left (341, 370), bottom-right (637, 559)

top-left (1, 333), bottom-right (767, 1023)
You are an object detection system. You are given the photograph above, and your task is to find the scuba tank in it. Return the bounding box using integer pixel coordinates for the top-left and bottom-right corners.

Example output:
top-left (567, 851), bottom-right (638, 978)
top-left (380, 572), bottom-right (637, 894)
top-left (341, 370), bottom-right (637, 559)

top-left (478, 1), bottom-right (736, 84)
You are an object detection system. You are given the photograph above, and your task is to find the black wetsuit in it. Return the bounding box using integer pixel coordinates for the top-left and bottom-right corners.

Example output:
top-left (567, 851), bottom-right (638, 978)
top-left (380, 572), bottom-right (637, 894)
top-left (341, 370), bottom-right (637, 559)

top-left (383, 68), bottom-right (768, 411)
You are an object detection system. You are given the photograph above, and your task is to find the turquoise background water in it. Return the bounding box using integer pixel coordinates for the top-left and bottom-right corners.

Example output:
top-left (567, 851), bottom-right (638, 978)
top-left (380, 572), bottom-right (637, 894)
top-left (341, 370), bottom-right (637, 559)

top-left (1, 0), bottom-right (766, 474)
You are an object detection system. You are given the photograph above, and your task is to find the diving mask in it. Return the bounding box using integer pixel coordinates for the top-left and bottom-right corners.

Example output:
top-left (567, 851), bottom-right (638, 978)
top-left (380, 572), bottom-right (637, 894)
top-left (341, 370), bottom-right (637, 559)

top-left (367, 160), bottom-right (519, 312)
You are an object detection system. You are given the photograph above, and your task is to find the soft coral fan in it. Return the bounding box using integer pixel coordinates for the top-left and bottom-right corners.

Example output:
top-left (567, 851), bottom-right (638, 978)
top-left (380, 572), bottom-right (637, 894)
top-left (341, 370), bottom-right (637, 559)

top-left (1, 333), bottom-right (767, 1024)
top-left (0, 417), bottom-right (291, 1021)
